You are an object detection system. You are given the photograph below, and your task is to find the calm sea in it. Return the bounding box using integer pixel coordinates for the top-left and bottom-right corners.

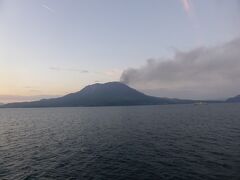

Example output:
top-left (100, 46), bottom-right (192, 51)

top-left (0, 104), bottom-right (239, 179)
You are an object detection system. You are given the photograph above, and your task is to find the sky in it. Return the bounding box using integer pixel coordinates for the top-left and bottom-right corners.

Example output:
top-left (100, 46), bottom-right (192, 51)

top-left (0, 0), bottom-right (240, 102)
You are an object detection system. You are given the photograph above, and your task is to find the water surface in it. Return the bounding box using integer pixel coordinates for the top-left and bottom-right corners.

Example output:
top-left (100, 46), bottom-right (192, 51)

top-left (0, 104), bottom-right (239, 179)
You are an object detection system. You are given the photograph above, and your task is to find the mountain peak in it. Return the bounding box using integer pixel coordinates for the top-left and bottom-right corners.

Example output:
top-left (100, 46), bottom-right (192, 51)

top-left (79, 81), bottom-right (131, 94)
top-left (85, 81), bottom-right (127, 88)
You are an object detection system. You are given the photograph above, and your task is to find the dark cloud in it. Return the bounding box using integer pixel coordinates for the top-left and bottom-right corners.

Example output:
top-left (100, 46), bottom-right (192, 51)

top-left (50, 67), bottom-right (89, 73)
top-left (120, 38), bottom-right (240, 100)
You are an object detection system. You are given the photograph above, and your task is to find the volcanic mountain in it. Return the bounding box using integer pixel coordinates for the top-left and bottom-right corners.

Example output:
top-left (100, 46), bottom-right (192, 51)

top-left (226, 95), bottom-right (240, 103)
top-left (1, 82), bottom-right (193, 108)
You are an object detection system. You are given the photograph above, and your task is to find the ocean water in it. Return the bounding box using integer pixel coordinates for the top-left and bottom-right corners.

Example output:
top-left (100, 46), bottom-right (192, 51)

top-left (0, 104), bottom-right (239, 180)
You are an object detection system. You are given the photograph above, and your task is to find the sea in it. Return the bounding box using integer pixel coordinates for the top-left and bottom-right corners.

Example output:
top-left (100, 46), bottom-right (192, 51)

top-left (0, 103), bottom-right (239, 180)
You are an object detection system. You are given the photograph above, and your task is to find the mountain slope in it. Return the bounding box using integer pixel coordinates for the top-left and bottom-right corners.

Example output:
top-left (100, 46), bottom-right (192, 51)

top-left (2, 82), bottom-right (193, 108)
top-left (226, 95), bottom-right (240, 103)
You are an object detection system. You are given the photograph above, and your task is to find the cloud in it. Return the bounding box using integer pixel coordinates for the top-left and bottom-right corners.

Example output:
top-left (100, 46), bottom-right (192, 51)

top-left (50, 67), bottom-right (89, 73)
top-left (41, 4), bottom-right (55, 13)
top-left (180, 0), bottom-right (203, 45)
top-left (24, 86), bottom-right (41, 92)
top-left (120, 38), bottom-right (240, 100)
top-left (181, 0), bottom-right (191, 15)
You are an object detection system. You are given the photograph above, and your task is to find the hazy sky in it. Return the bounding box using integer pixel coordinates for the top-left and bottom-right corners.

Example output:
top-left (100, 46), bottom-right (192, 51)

top-left (0, 0), bottom-right (240, 102)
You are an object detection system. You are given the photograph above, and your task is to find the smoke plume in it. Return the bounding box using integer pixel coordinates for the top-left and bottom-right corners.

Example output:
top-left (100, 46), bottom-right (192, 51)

top-left (120, 38), bottom-right (240, 100)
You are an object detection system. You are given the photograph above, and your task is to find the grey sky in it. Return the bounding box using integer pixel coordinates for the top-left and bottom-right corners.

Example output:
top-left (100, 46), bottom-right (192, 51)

top-left (0, 0), bottom-right (239, 102)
